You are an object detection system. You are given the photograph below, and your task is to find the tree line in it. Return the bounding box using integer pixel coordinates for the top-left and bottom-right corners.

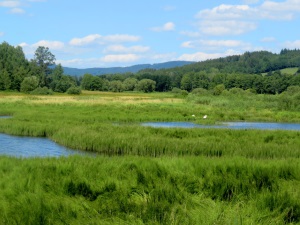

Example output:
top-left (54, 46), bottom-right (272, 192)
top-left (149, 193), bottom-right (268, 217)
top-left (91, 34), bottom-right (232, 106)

top-left (1, 41), bottom-right (300, 94)
top-left (0, 42), bottom-right (80, 94)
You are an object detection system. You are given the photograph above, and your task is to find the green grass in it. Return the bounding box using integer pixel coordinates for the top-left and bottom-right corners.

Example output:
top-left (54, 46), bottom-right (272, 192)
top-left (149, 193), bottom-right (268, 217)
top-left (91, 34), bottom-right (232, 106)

top-left (1, 91), bottom-right (300, 224)
top-left (0, 156), bottom-right (300, 224)
top-left (262, 67), bottom-right (299, 76)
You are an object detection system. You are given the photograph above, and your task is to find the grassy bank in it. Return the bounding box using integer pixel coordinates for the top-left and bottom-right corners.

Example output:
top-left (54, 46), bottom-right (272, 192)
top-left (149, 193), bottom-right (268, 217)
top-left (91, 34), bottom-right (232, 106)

top-left (0, 91), bottom-right (300, 224)
top-left (0, 156), bottom-right (300, 224)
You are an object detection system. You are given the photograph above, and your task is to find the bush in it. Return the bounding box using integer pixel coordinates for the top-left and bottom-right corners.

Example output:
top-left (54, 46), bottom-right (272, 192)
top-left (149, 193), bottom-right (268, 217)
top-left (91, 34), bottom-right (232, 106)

top-left (171, 87), bottom-right (182, 94)
top-left (136, 79), bottom-right (156, 93)
top-left (30, 87), bottom-right (53, 95)
top-left (191, 88), bottom-right (208, 95)
top-left (213, 84), bottom-right (225, 96)
top-left (66, 86), bottom-right (81, 95)
top-left (20, 76), bottom-right (39, 93)
top-left (229, 87), bottom-right (244, 95)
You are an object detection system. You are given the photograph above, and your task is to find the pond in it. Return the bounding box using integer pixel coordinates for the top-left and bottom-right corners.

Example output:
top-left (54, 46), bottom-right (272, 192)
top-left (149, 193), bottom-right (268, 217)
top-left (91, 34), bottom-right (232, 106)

top-left (0, 133), bottom-right (92, 158)
top-left (141, 122), bottom-right (300, 131)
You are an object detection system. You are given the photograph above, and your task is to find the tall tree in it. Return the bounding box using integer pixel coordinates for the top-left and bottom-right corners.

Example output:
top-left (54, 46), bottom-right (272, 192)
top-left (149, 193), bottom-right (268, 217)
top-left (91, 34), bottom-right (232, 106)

top-left (33, 46), bottom-right (56, 87)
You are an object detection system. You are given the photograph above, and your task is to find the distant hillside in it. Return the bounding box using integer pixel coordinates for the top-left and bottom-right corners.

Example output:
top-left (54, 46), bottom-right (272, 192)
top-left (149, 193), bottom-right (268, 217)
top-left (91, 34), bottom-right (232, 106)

top-left (63, 61), bottom-right (194, 76)
top-left (176, 49), bottom-right (300, 74)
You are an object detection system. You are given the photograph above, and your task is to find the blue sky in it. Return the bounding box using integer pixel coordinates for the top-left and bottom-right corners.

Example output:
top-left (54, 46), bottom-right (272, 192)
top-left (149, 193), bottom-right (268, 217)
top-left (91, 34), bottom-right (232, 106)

top-left (0, 0), bottom-right (300, 68)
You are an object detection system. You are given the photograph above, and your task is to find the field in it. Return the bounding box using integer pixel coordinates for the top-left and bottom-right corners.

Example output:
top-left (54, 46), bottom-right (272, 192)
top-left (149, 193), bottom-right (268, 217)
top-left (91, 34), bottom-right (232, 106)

top-left (0, 91), bottom-right (300, 224)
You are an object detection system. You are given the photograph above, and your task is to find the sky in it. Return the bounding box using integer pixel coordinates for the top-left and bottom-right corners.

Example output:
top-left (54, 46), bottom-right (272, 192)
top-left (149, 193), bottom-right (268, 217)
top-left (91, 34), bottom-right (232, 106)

top-left (0, 0), bottom-right (300, 68)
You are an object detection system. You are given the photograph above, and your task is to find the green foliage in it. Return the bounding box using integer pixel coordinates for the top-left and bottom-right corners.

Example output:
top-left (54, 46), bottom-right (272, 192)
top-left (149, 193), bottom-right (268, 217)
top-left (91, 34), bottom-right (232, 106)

top-left (33, 46), bottom-right (55, 70)
top-left (213, 84), bottom-right (225, 95)
top-left (30, 87), bottom-right (53, 95)
top-left (0, 69), bottom-right (11, 90)
top-left (109, 80), bottom-right (125, 92)
top-left (66, 86), bottom-right (81, 95)
top-left (1, 92), bottom-right (300, 224)
top-left (191, 88), bottom-right (208, 95)
top-left (136, 79), bottom-right (156, 93)
top-left (0, 156), bottom-right (299, 224)
top-left (20, 76), bottom-right (39, 93)
top-left (171, 87), bottom-right (182, 94)
top-left (123, 78), bottom-right (138, 91)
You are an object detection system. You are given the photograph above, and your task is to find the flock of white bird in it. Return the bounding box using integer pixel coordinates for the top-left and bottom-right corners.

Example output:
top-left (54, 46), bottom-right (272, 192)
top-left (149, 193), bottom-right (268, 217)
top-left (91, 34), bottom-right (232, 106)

top-left (192, 115), bottom-right (207, 119)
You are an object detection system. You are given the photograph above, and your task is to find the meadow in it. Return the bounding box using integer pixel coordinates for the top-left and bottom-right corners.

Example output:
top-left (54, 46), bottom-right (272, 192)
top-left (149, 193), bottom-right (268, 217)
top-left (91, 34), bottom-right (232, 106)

top-left (0, 90), bottom-right (300, 224)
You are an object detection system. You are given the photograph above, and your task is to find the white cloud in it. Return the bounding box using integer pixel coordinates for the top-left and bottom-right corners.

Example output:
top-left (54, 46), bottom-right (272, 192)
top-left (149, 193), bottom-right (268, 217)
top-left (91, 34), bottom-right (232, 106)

top-left (69, 34), bottom-right (140, 46)
top-left (101, 54), bottom-right (141, 63)
top-left (193, 1), bottom-right (300, 37)
top-left (0, 32), bottom-right (4, 37)
top-left (69, 34), bottom-right (101, 46)
top-left (283, 40), bottom-right (300, 49)
top-left (182, 39), bottom-right (249, 48)
top-left (102, 34), bottom-right (140, 42)
top-left (260, 37), bottom-right (276, 42)
top-left (151, 22), bottom-right (175, 32)
top-left (178, 50), bottom-right (240, 62)
top-left (0, 1), bottom-right (21, 7)
top-left (10, 7), bottom-right (25, 14)
top-left (199, 20), bottom-right (257, 36)
top-left (32, 40), bottom-right (65, 50)
top-left (104, 45), bottom-right (150, 53)
top-left (196, 4), bottom-right (255, 20)
top-left (261, 0), bottom-right (300, 12)
top-left (18, 42), bottom-right (28, 47)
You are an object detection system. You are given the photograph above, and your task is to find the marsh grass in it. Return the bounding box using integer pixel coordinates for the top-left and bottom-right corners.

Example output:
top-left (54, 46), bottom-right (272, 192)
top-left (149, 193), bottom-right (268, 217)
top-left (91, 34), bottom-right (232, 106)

top-left (1, 91), bottom-right (300, 224)
top-left (0, 156), bottom-right (299, 224)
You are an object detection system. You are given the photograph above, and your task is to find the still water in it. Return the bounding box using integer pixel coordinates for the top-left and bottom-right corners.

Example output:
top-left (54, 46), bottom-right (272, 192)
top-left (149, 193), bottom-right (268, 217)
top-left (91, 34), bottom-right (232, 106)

top-left (0, 133), bottom-right (91, 158)
top-left (0, 116), bottom-right (92, 157)
top-left (141, 122), bottom-right (300, 131)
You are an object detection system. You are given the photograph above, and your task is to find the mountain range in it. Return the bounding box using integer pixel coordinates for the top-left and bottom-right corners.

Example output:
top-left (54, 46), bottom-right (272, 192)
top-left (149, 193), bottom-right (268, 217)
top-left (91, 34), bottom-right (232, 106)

top-left (62, 61), bottom-right (194, 76)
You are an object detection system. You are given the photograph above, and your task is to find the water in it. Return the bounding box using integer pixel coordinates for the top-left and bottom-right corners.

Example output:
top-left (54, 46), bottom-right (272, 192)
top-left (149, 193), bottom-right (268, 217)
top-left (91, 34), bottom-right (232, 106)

top-left (0, 116), bottom-right (12, 119)
top-left (0, 133), bottom-right (92, 158)
top-left (141, 122), bottom-right (300, 131)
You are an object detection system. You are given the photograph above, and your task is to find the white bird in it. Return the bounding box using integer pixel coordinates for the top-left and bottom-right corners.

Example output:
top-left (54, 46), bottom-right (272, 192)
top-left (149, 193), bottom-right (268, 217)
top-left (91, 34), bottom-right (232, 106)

top-left (203, 115), bottom-right (207, 119)
top-left (192, 115), bottom-right (195, 117)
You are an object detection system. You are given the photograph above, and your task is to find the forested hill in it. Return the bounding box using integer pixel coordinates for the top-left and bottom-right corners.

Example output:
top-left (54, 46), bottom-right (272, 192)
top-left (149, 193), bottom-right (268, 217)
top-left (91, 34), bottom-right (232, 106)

top-left (175, 49), bottom-right (300, 74)
top-left (62, 61), bottom-right (194, 76)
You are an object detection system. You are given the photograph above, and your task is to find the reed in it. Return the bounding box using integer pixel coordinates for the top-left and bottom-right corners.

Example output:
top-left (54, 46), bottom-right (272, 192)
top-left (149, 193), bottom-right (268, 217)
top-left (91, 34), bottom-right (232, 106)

top-left (0, 156), bottom-right (299, 224)
top-left (1, 91), bottom-right (300, 224)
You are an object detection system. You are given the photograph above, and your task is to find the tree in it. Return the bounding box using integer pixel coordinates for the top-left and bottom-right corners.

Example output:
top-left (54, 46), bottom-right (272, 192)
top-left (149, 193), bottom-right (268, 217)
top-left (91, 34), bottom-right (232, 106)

top-left (123, 78), bottom-right (138, 91)
top-left (136, 79), bottom-right (156, 93)
top-left (34, 46), bottom-right (56, 69)
top-left (54, 75), bottom-right (76, 93)
top-left (20, 76), bottom-right (39, 93)
top-left (180, 74), bottom-right (193, 91)
top-left (0, 69), bottom-right (11, 90)
top-left (109, 80), bottom-right (125, 92)
top-left (81, 74), bottom-right (94, 90)
top-left (33, 46), bottom-right (56, 86)
top-left (213, 84), bottom-right (225, 95)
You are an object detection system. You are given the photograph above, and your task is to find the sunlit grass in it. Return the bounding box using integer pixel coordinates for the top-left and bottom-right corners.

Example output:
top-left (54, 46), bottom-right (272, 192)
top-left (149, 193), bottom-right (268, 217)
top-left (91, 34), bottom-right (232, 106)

top-left (1, 91), bottom-right (300, 224)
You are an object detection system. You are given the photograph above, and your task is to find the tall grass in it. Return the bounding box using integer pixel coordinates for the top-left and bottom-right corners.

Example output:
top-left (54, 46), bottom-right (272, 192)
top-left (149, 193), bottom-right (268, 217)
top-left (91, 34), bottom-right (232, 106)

top-left (0, 156), bottom-right (299, 224)
top-left (1, 91), bottom-right (300, 224)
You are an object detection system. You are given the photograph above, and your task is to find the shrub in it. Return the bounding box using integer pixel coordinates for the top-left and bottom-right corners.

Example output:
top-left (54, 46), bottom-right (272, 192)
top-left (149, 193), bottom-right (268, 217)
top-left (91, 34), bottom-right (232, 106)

top-left (191, 88), bottom-right (208, 95)
top-left (213, 84), bottom-right (225, 96)
top-left (20, 76), bottom-right (39, 93)
top-left (66, 86), bottom-right (81, 95)
top-left (171, 87), bottom-right (182, 94)
top-left (30, 87), bottom-right (53, 95)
